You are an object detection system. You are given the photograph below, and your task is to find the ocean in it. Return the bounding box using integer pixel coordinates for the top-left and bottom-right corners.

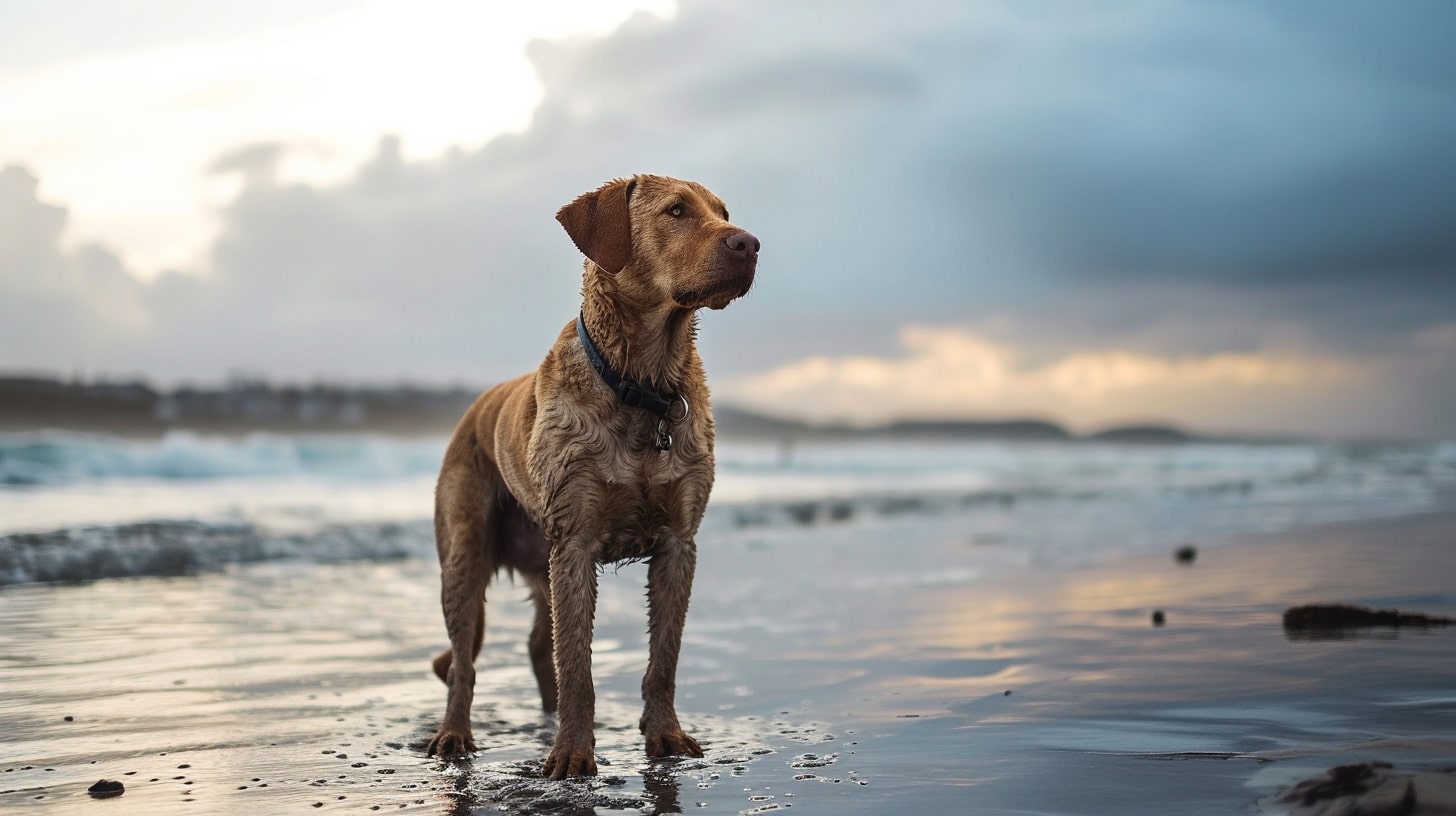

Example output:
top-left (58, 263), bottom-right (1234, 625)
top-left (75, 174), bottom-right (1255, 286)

top-left (3, 430), bottom-right (1454, 587)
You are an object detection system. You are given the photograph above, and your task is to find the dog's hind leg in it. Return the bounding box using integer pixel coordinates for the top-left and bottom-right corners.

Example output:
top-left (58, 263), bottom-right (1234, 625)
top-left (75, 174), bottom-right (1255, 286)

top-left (431, 600), bottom-right (483, 684)
top-left (426, 450), bottom-right (496, 758)
top-left (525, 574), bottom-right (558, 713)
top-left (491, 495), bottom-right (556, 715)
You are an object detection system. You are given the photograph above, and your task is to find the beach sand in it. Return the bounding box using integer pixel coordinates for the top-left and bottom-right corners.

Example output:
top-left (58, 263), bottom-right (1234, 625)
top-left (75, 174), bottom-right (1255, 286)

top-left (2, 508), bottom-right (1454, 814)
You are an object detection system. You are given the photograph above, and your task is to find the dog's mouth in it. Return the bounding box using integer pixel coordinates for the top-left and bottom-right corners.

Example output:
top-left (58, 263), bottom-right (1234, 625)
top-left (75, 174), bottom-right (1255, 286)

top-left (675, 269), bottom-right (755, 311)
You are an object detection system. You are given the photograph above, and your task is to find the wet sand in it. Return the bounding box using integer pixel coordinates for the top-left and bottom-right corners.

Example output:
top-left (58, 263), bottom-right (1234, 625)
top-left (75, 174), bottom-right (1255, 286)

top-left (2, 509), bottom-right (1454, 814)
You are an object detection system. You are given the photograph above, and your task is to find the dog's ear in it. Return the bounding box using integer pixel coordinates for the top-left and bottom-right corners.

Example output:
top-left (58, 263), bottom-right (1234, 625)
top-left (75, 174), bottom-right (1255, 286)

top-left (556, 178), bottom-right (635, 274)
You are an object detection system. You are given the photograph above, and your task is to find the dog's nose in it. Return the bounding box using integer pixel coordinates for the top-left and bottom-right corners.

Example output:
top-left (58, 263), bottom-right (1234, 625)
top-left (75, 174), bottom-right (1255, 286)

top-left (724, 231), bottom-right (760, 258)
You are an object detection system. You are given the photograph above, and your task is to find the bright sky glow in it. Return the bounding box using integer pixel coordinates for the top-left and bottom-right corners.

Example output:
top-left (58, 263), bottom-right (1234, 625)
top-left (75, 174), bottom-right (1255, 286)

top-left (0, 0), bottom-right (674, 277)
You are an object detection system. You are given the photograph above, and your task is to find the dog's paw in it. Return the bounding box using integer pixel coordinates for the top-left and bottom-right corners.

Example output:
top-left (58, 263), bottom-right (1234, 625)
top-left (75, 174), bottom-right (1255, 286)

top-left (426, 727), bottom-right (477, 758)
top-left (543, 741), bottom-right (598, 780)
top-left (645, 728), bottom-right (703, 759)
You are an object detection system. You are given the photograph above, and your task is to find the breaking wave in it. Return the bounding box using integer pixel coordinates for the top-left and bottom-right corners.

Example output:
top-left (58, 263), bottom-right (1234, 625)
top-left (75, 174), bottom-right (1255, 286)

top-left (2, 432), bottom-right (1454, 587)
top-left (0, 430), bottom-right (446, 486)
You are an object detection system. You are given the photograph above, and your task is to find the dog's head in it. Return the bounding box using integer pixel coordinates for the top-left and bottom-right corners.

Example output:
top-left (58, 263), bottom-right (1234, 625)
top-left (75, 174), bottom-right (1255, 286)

top-left (556, 175), bottom-right (758, 311)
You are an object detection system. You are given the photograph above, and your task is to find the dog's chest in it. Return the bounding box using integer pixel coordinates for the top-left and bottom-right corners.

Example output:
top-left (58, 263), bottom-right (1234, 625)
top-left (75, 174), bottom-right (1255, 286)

top-left (591, 446), bottom-right (700, 561)
top-left (527, 409), bottom-right (712, 552)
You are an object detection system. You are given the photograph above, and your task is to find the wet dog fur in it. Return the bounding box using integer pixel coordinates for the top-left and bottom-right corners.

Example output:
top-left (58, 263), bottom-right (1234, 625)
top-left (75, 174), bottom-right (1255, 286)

top-left (424, 175), bottom-right (759, 779)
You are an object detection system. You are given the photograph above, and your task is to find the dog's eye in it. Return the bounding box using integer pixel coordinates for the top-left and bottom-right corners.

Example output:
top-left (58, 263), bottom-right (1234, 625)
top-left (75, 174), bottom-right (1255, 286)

top-left (667, 204), bottom-right (684, 218)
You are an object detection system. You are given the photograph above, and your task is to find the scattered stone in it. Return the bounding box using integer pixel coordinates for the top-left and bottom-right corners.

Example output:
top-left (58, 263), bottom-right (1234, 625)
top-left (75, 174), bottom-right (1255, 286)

top-left (1174, 545), bottom-right (1197, 564)
top-left (1283, 604), bottom-right (1454, 631)
top-left (87, 779), bottom-right (125, 799)
top-left (64, 716), bottom-right (74, 722)
top-left (1152, 610), bottom-right (1166, 626)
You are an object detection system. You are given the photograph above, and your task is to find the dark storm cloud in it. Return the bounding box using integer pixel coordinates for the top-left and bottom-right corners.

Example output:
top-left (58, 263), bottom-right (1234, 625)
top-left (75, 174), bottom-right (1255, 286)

top-left (512, 0), bottom-right (1456, 358)
top-left (3, 0), bottom-right (1454, 420)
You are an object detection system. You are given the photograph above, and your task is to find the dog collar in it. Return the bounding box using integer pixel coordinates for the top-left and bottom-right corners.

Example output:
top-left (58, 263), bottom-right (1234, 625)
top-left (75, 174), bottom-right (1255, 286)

top-left (576, 312), bottom-right (690, 450)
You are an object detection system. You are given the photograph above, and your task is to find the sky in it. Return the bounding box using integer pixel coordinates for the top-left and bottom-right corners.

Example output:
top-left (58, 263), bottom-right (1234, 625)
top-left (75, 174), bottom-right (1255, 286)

top-left (2, 0), bottom-right (1455, 439)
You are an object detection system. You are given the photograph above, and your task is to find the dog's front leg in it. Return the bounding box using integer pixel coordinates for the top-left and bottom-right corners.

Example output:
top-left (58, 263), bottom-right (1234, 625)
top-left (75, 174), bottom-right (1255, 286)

top-left (543, 538), bottom-right (600, 779)
top-left (640, 536), bottom-right (704, 758)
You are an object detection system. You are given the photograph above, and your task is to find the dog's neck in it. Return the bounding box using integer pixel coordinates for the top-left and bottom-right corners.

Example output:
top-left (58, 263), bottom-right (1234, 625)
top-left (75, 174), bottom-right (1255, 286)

top-left (580, 269), bottom-right (698, 392)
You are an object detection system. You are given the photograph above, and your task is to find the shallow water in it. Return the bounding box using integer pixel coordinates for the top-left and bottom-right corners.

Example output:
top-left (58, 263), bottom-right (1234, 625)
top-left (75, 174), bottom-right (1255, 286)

top-left (2, 508), bottom-right (1454, 814)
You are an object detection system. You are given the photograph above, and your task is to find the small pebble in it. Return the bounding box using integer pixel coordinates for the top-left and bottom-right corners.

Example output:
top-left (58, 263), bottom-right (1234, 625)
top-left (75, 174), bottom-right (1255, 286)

top-left (1175, 545), bottom-right (1197, 564)
top-left (64, 716), bottom-right (74, 722)
top-left (1152, 610), bottom-right (1167, 626)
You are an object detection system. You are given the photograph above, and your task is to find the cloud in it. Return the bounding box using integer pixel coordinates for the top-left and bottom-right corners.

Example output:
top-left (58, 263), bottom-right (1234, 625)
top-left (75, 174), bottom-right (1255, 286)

top-left (0, 165), bottom-right (149, 372)
top-left (719, 324), bottom-right (1390, 435)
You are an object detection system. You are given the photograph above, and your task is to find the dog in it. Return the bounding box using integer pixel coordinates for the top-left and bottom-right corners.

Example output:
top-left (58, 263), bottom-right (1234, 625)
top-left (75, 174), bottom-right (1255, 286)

top-left (425, 175), bottom-right (759, 779)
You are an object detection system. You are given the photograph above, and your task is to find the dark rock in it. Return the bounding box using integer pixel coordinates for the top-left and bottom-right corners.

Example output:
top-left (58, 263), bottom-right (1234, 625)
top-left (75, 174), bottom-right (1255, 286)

top-left (1283, 604), bottom-right (1454, 630)
top-left (1152, 610), bottom-right (1166, 626)
top-left (1174, 545), bottom-right (1197, 564)
top-left (87, 779), bottom-right (125, 798)
top-left (1271, 762), bottom-right (1456, 815)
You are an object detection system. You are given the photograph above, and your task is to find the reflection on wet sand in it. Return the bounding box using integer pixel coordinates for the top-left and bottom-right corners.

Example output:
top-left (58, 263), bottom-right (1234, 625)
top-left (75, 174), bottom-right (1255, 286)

top-left (2, 511), bottom-right (1454, 814)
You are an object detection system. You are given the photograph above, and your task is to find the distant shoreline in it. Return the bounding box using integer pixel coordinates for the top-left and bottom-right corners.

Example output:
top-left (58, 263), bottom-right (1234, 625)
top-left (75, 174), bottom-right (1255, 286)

top-left (0, 372), bottom-right (1301, 444)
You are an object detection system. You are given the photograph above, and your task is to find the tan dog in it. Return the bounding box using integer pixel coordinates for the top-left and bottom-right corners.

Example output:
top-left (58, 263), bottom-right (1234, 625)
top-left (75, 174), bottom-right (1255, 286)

top-left (425, 175), bottom-right (759, 779)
